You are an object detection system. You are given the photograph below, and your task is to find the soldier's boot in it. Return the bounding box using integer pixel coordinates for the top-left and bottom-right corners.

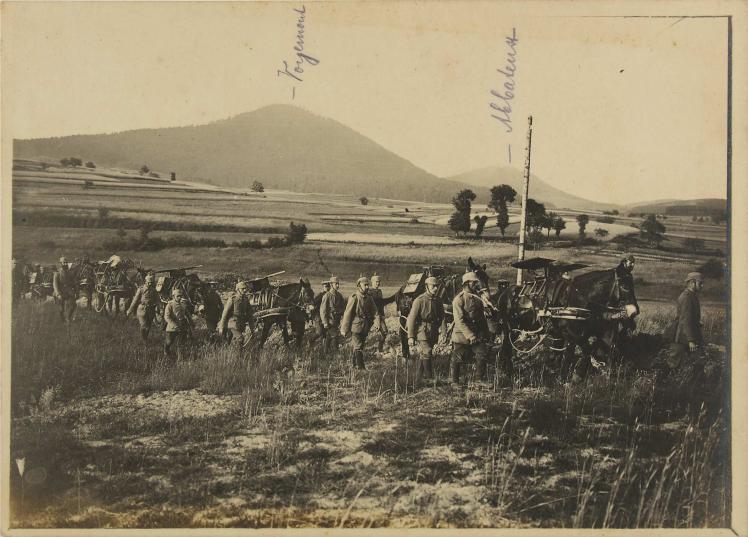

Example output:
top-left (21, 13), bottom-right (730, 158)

top-left (474, 359), bottom-right (487, 384)
top-left (450, 361), bottom-right (461, 384)
top-left (425, 359), bottom-right (434, 380)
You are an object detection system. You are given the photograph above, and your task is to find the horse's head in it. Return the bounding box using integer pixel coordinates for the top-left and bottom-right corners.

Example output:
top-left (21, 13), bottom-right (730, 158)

top-left (468, 256), bottom-right (491, 294)
top-left (568, 269), bottom-right (618, 309)
top-left (298, 277), bottom-right (316, 317)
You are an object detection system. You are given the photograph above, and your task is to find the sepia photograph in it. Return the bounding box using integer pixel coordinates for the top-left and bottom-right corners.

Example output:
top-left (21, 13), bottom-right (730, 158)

top-left (1, 0), bottom-right (745, 532)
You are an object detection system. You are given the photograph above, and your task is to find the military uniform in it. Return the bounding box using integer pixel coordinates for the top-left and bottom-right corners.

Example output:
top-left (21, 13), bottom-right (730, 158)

top-left (666, 287), bottom-right (704, 369)
top-left (369, 285), bottom-right (387, 351)
top-left (341, 288), bottom-right (378, 369)
top-left (451, 288), bottom-right (490, 383)
top-left (53, 263), bottom-right (77, 321)
top-left (320, 287), bottom-right (346, 352)
top-left (406, 289), bottom-right (444, 379)
top-left (164, 297), bottom-right (193, 359)
top-left (127, 283), bottom-right (159, 340)
top-left (218, 291), bottom-right (254, 349)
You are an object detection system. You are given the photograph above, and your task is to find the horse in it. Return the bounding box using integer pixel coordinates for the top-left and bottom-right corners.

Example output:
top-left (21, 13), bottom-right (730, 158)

top-left (71, 258), bottom-right (98, 309)
top-left (254, 278), bottom-right (315, 350)
top-left (94, 257), bottom-right (138, 317)
top-left (494, 267), bottom-right (631, 383)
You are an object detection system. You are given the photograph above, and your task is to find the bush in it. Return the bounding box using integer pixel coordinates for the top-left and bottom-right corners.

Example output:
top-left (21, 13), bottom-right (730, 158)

top-left (251, 181), bottom-right (265, 193)
top-left (85, 161), bottom-right (96, 169)
top-left (359, 196), bottom-right (369, 206)
top-left (594, 228), bottom-right (609, 237)
top-left (409, 217), bottom-right (419, 224)
top-left (286, 222), bottom-right (307, 245)
top-left (595, 216), bottom-right (616, 224)
top-left (697, 258), bottom-right (725, 279)
top-left (266, 237), bottom-right (287, 248)
top-left (148, 172), bottom-right (160, 178)
top-left (140, 165), bottom-right (150, 175)
top-left (97, 206), bottom-right (110, 219)
top-left (83, 180), bottom-right (94, 189)
top-left (235, 239), bottom-right (263, 249)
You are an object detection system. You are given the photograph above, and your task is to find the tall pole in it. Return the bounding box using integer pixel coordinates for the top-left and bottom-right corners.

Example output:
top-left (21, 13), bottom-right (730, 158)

top-left (516, 115), bottom-right (533, 285)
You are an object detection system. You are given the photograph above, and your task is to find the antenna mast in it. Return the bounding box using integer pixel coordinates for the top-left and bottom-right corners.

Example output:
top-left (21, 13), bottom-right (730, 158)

top-left (516, 115), bottom-right (533, 285)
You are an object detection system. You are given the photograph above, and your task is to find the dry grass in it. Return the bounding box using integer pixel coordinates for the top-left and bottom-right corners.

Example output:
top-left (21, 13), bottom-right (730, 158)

top-left (9, 297), bottom-right (729, 529)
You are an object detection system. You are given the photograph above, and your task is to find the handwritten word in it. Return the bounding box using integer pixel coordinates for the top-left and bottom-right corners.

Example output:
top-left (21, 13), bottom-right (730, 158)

top-left (489, 28), bottom-right (518, 134)
top-left (277, 4), bottom-right (320, 95)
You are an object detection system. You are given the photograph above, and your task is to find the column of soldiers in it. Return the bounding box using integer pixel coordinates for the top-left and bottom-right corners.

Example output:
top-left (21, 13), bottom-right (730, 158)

top-left (13, 253), bottom-right (712, 382)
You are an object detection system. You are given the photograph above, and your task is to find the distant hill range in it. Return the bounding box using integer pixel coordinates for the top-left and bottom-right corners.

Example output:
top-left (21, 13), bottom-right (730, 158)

top-left (14, 104), bottom-right (726, 212)
top-left (14, 105), bottom-right (489, 204)
top-left (625, 198), bottom-right (727, 217)
top-left (447, 166), bottom-right (619, 212)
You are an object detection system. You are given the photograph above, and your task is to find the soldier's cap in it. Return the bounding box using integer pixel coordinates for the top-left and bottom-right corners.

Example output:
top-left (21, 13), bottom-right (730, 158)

top-left (462, 271), bottom-right (480, 284)
top-left (623, 254), bottom-right (636, 263)
top-left (59, 256), bottom-right (68, 264)
top-left (425, 276), bottom-right (439, 286)
top-left (236, 281), bottom-right (248, 291)
top-left (329, 276), bottom-right (339, 284)
top-left (685, 272), bottom-right (704, 283)
top-left (357, 277), bottom-right (370, 287)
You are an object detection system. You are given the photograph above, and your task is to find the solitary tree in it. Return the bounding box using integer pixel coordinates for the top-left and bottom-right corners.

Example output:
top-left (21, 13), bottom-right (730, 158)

top-left (359, 196), bottom-right (369, 206)
top-left (594, 228), bottom-right (609, 238)
top-left (251, 181), bottom-right (265, 193)
top-left (576, 214), bottom-right (590, 238)
top-left (543, 211), bottom-right (557, 237)
top-left (286, 222), bottom-right (308, 244)
top-left (60, 158), bottom-right (71, 167)
top-left (473, 215), bottom-right (488, 238)
top-left (640, 214), bottom-right (666, 246)
top-left (488, 184), bottom-right (517, 237)
top-left (448, 189), bottom-right (476, 236)
top-left (140, 164), bottom-right (150, 175)
top-left (85, 161), bottom-right (96, 169)
top-left (553, 216), bottom-right (566, 237)
top-left (525, 199), bottom-right (547, 232)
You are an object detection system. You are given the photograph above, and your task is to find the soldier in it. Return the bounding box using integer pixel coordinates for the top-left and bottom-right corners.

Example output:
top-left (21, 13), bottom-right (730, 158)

top-left (369, 274), bottom-right (388, 352)
top-left (320, 276), bottom-right (346, 353)
top-left (52, 256), bottom-right (77, 322)
top-left (341, 277), bottom-right (378, 370)
top-left (11, 257), bottom-right (26, 304)
top-left (126, 273), bottom-right (158, 341)
top-left (615, 254), bottom-right (640, 329)
top-left (406, 276), bottom-right (444, 381)
top-left (312, 280), bottom-right (331, 342)
top-left (450, 272), bottom-right (492, 385)
top-left (218, 281), bottom-right (254, 351)
top-left (665, 272), bottom-right (705, 369)
top-left (163, 288), bottom-right (193, 360)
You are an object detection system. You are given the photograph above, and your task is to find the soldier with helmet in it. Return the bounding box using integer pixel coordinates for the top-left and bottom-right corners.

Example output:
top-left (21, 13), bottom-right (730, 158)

top-left (615, 254), bottom-right (640, 329)
top-left (369, 274), bottom-right (388, 352)
top-left (341, 276), bottom-right (378, 370)
top-left (450, 271), bottom-right (492, 385)
top-left (406, 276), bottom-right (444, 381)
top-left (163, 287), bottom-right (193, 360)
top-left (665, 271), bottom-right (706, 369)
top-left (218, 281), bottom-right (254, 351)
top-left (126, 272), bottom-right (158, 341)
top-left (320, 275), bottom-right (346, 353)
top-left (312, 280), bottom-right (331, 342)
top-left (52, 256), bottom-right (77, 322)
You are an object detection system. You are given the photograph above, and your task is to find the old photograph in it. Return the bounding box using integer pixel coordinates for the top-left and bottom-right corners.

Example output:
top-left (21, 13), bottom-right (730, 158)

top-left (1, 0), bottom-right (744, 531)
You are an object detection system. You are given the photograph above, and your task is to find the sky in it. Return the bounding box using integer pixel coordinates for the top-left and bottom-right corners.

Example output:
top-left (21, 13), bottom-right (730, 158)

top-left (2, 2), bottom-right (729, 204)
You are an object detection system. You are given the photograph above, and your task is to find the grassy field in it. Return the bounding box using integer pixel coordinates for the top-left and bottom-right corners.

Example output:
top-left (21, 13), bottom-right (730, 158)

top-left (9, 299), bottom-right (729, 528)
top-left (9, 177), bottom-right (730, 528)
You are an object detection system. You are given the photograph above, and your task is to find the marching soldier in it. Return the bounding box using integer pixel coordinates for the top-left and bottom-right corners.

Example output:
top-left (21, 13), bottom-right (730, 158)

top-left (312, 280), bottom-right (331, 342)
top-left (126, 273), bottom-right (158, 341)
top-left (665, 271), bottom-right (705, 369)
top-left (615, 254), bottom-right (640, 330)
top-left (450, 272), bottom-right (492, 385)
top-left (52, 256), bottom-right (77, 322)
top-left (163, 288), bottom-right (193, 360)
top-left (320, 276), bottom-right (346, 353)
top-left (341, 277), bottom-right (378, 370)
top-left (406, 276), bottom-right (444, 381)
top-left (369, 274), bottom-right (388, 352)
top-left (218, 281), bottom-right (254, 351)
